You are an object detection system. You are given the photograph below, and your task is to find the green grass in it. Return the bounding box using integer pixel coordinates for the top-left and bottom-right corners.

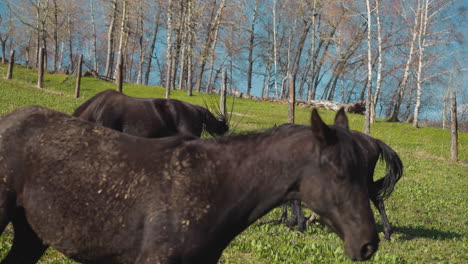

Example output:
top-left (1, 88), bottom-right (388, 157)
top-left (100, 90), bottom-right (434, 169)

top-left (0, 64), bottom-right (467, 263)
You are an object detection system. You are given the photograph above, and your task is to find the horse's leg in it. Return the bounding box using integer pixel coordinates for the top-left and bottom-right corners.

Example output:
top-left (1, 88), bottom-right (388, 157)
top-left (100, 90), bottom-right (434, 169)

top-left (1, 208), bottom-right (48, 264)
top-left (280, 204), bottom-right (288, 224)
top-left (0, 191), bottom-right (13, 236)
top-left (371, 197), bottom-right (393, 241)
top-left (286, 201), bottom-right (298, 228)
top-left (291, 200), bottom-right (306, 232)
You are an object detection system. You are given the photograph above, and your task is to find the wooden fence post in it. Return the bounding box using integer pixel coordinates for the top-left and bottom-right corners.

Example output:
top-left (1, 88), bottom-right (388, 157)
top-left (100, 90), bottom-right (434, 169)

top-left (450, 91), bottom-right (458, 161)
top-left (288, 73), bottom-right (295, 123)
top-left (220, 68), bottom-right (227, 118)
top-left (75, 54), bottom-right (83, 98)
top-left (6, 50), bottom-right (15, 79)
top-left (37, 47), bottom-right (44, 89)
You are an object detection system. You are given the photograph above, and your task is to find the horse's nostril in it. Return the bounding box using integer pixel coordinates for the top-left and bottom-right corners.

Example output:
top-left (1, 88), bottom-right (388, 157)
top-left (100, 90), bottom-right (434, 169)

top-left (360, 243), bottom-right (377, 260)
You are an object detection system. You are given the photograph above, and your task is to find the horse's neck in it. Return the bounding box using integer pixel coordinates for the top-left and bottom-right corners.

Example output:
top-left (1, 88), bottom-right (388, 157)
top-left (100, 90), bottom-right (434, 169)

top-left (208, 135), bottom-right (306, 235)
top-left (200, 108), bottom-right (218, 126)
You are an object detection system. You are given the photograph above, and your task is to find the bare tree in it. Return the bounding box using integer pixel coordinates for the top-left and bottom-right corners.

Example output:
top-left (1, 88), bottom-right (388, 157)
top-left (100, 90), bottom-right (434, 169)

top-left (364, 0), bottom-right (373, 135)
top-left (0, 10), bottom-right (14, 64)
top-left (115, 0), bottom-right (128, 92)
top-left (388, 0), bottom-right (421, 122)
top-left (144, 6), bottom-right (161, 86)
top-left (371, 0), bottom-right (383, 123)
top-left (246, 0), bottom-right (259, 96)
top-left (194, 0), bottom-right (226, 93)
top-left (413, 0), bottom-right (454, 128)
top-left (90, 0), bottom-right (99, 72)
top-left (165, 0), bottom-right (174, 97)
top-left (105, 0), bottom-right (117, 78)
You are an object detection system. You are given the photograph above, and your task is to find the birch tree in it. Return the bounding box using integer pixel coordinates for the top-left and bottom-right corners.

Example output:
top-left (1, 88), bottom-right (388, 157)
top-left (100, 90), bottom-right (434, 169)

top-left (412, 0), bottom-right (454, 128)
top-left (370, 0), bottom-right (383, 123)
top-left (364, 0), bottom-right (373, 135)
top-left (165, 0), bottom-right (174, 97)
top-left (388, 0), bottom-right (421, 122)
top-left (105, 0), bottom-right (117, 78)
top-left (114, 0), bottom-right (128, 91)
top-left (90, 0), bottom-right (99, 72)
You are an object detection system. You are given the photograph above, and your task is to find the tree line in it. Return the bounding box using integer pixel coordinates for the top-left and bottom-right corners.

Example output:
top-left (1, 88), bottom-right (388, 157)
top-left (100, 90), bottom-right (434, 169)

top-left (0, 0), bottom-right (465, 126)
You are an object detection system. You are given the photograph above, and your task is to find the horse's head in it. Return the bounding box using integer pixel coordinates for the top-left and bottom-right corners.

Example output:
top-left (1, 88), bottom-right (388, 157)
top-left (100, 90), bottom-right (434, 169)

top-left (205, 113), bottom-right (229, 137)
top-left (299, 108), bottom-right (379, 261)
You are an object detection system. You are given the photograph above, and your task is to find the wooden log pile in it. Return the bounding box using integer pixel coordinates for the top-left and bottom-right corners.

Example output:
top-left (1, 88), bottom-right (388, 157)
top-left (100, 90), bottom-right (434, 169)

top-left (296, 100), bottom-right (366, 115)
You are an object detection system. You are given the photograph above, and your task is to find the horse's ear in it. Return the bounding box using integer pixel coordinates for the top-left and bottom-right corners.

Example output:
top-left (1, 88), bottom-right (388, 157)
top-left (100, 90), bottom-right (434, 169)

top-left (334, 107), bottom-right (349, 130)
top-left (311, 108), bottom-right (331, 143)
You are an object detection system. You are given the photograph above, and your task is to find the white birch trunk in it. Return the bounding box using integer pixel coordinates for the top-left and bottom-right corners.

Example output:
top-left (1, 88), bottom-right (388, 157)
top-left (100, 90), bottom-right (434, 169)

top-left (413, 0), bottom-right (429, 128)
top-left (364, 0), bottom-right (373, 135)
top-left (114, 0), bottom-right (127, 89)
top-left (165, 1), bottom-right (173, 97)
top-left (273, 0), bottom-right (278, 99)
top-left (371, 0), bottom-right (383, 123)
top-left (389, 1), bottom-right (420, 121)
top-left (90, 0), bottom-right (99, 72)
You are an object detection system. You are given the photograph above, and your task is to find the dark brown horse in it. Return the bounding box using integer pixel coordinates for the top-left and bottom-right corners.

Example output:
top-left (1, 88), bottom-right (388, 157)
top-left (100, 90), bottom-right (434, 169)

top-left (72, 90), bottom-right (229, 138)
top-left (0, 106), bottom-right (378, 263)
top-left (280, 125), bottom-right (403, 241)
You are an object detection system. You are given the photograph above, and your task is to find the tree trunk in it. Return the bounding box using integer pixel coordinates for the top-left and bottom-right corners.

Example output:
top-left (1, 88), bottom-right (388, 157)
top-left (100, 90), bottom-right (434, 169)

top-left (67, 13), bottom-right (74, 71)
top-left (6, 49), bottom-right (14, 79)
top-left (220, 68), bottom-right (227, 118)
top-left (413, 0), bottom-right (429, 129)
top-left (116, 53), bottom-right (123, 92)
top-left (186, 0), bottom-right (195, 96)
top-left (288, 74), bottom-right (295, 124)
top-left (364, 0), bottom-right (373, 135)
top-left (388, 2), bottom-right (420, 122)
top-left (37, 47), bottom-right (44, 88)
top-left (90, 0), bottom-right (99, 72)
top-left (165, 1), bottom-right (174, 98)
top-left (114, 0), bottom-right (128, 85)
top-left (371, 0), bottom-right (383, 123)
top-left (144, 11), bottom-right (161, 86)
top-left (52, 0), bottom-right (59, 72)
top-left (450, 91), bottom-right (458, 161)
top-left (178, 0), bottom-right (189, 91)
top-left (306, 0), bottom-right (318, 101)
top-left (136, 2), bottom-right (145, 85)
top-left (246, 0), bottom-right (259, 96)
top-left (206, 17), bottom-right (221, 94)
top-left (272, 0), bottom-right (279, 98)
top-left (58, 41), bottom-right (64, 69)
top-left (194, 0), bottom-right (226, 93)
top-left (105, 0), bottom-right (117, 78)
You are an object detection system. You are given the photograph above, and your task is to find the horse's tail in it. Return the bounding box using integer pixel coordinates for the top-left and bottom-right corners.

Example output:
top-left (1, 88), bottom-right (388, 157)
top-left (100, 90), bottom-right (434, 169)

top-left (374, 139), bottom-right (403, 200)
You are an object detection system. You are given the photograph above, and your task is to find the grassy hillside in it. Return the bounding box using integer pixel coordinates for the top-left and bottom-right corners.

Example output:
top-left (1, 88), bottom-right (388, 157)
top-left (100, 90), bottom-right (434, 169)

top-left (0, 64), bottom-right (466, 263)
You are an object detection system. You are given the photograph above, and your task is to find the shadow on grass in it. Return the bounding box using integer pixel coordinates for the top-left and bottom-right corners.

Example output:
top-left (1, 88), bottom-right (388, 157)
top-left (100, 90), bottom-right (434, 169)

top-left (256, 220), bottom-right (463, 242)
top-left (393, 225), bottom-right (463, 241)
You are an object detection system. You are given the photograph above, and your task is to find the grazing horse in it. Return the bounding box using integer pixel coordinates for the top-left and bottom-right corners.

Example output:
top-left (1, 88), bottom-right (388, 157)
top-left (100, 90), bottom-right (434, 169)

top-left (280, 124), bottom-right (403, 241)
top-left (72, 89), bottom-right (229, 138)
top-left (0, 106), bottom-right (379, 263)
